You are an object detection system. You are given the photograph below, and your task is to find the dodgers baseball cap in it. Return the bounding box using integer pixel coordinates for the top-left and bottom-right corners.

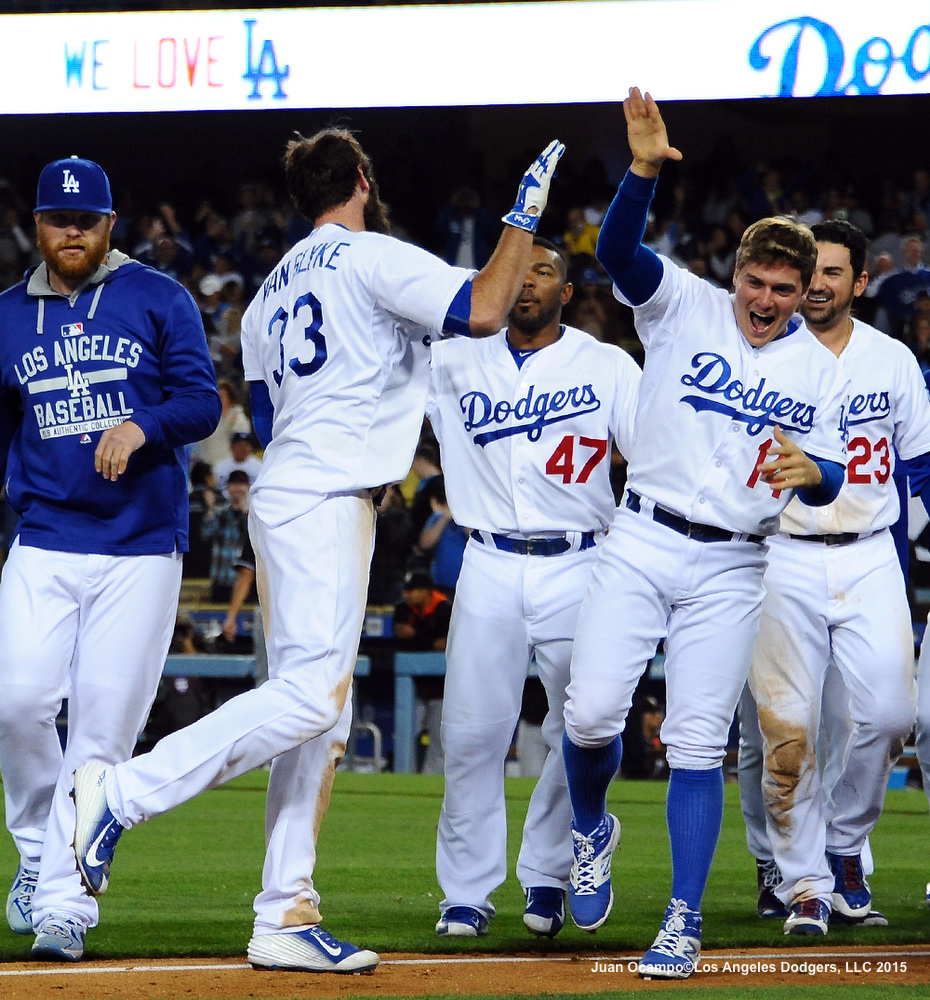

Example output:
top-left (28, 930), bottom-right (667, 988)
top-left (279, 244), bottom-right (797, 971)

top-left (35, 155), bottom-right (112, 214)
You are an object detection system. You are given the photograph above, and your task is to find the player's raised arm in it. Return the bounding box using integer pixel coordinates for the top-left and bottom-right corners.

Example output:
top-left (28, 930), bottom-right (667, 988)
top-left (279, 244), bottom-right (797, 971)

top-left (595, 89), bottom-right (679, 306)
top-left (466, 140), bottom-right (565, 337)
top-left (624, 87), bottom-right (683, 180)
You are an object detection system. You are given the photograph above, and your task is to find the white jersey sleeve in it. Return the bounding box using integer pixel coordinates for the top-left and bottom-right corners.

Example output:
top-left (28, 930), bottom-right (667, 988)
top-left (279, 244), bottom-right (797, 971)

top-left (621, 258), bottom-right (848, 536)
top-left (240, 225), bottom-right (472, 526)
top-left (779, 320), bottom-right (930, 535)
top-left (427, 325), bottom-right (641, 534)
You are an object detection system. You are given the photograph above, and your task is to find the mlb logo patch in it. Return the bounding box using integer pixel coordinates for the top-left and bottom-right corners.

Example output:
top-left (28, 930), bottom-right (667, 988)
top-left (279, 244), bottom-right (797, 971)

top-left (61, 323), bottom-right (84, 338)
top-left (80, 434), bottom-right (92, 444)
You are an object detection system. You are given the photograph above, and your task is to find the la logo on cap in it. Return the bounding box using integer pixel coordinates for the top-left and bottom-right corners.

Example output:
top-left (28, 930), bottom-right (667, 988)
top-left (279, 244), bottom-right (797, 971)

top-left (62, 169), bottom-right (80, 195)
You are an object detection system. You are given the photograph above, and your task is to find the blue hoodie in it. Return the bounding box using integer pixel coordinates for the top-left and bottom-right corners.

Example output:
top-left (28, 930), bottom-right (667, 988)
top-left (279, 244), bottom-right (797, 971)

top-left (0, 250), bottom-right (221, 555)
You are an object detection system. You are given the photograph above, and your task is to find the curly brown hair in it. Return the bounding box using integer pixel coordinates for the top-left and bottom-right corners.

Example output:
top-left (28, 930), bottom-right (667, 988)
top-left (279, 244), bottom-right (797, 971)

top-left (283, 128), bottom-right (389, 233)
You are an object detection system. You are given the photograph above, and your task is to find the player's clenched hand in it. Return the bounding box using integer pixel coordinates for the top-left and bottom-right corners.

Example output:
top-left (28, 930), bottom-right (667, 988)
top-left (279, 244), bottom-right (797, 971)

top-left (758, 425), bottom-right (823, 491)
top-left (95, 420), bottom-right (146, 482)
top-left (502, 139), bottom-right (565, 233)
top-left (624, 87), bottom-right (683, 179)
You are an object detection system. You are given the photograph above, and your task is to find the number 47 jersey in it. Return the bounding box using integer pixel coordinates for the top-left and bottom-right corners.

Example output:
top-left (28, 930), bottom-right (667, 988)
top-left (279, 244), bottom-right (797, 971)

top-left (240, 223), bottom-right (474, 527)
top-left (427, 326), bottom-right (642, 534)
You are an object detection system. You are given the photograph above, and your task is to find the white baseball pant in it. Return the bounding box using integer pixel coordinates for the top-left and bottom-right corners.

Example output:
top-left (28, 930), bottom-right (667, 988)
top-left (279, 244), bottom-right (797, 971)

top-left (104, 493), bottom-right (374, 934)
top-left (749, 530), bottom-right (915, 906)
top-left (0, 540), bottom-right (181, 928)
top-left (436, 535), bottom-right (597, 917)
top-left (565, 504), bottom-right (767, 770)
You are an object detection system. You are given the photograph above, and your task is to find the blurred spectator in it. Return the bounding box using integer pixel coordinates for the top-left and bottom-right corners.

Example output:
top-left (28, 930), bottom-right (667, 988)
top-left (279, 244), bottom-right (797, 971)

top-left (193, 204), bottom-right (247, 277)
top-left (214, 432), bottom-right (262, 492)
top-left (192, 379), bottom-right (252, 469)
top-left (417, 478), bottom-right (467, 598)
top-left (704, 223), bottom-right (737, 288)
top-left (0, 202), bottom-right (32, 291)
top-left (367, 485), bottom-right (413, 607)
top-left (568, 268), bottom-right (610, 341)
top-left (788, 188), bottom-right (822, 228)
top-left (231, 180), bottom-right (275, 257)
top-left (198, 273), bottom-right (229, 331)
top-left (201, 468), bottom-right (251, 603)
top-left (562, 206), bottom-right (600, 260)
top-left (134, 204), bottom-right (194, 282)
top-left (909, 310), bottom-right (930, 375)
top-left (434, 186), bottom-right (499, 269)
top-left (408, 439), bottom-right (444, 549)
top-left (393, 570), bottom-right (452, 776)
top-left (392, 571), bottom-right (451, 653)
top-left (218, 535), bottom-right (264, 685)
top-left (185, 460), bottom-right (219, 579)
top-left (874, 235), bottom-right (930, 338)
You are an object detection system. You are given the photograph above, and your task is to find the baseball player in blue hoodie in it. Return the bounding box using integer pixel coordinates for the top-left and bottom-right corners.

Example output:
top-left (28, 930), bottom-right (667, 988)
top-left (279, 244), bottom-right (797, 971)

top-left (0, 157), bottom-right (220, 961)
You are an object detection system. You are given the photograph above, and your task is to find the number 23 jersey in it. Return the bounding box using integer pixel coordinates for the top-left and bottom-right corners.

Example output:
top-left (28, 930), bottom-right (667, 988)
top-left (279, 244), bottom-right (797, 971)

top-left (779, 318), bottom-right (930, 536)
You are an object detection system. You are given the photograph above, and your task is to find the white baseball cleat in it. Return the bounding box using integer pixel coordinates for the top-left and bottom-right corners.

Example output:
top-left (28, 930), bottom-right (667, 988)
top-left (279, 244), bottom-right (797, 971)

top-left (6, 863), bottom-right (38, 935)
top-left (71, 761), bottom-right (124, 896)
top-left (32, 914), bottom-right (85, 962)
top-left (248, 925), bottom-right (379, 973)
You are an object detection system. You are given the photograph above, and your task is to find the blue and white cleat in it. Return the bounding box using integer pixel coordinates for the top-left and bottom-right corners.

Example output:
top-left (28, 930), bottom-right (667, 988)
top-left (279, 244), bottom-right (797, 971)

top-left (6, 863), bottom-right (38, 935)
top-left (568, 813), bottom-right (620, 931)
top-left (435, 905), bottom-right (490, 937)
top-left (523, 886), bottom-right (566, 938)
top-left (248, 925), bottom-right (379, 973)
top-left (31, 915), bottom-right (85, 962)
top-left (71, 761), bottom-right (124, 896)
top-left (826, 851), bottom-right (871, 919)
top-left (638, 898), bottom-right (702, 979)
top-left (784, 897), bottom-right (830, 936)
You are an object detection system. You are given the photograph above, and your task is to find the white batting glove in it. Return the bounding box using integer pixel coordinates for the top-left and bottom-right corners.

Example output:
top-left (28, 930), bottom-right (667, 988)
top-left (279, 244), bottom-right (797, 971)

top-left (502, 139), bottom-right (565, 233)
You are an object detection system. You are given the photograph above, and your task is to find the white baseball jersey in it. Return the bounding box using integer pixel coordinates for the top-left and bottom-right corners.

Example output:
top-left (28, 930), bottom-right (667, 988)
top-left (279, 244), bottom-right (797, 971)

top-left (427, 325), bottom-right (641, 533)
top-left (616, 258), bottom-right (848, 536)
top-left (779, 318), bottom-right (930, 535)
top-left (240, 223), bottom-right (473, 526)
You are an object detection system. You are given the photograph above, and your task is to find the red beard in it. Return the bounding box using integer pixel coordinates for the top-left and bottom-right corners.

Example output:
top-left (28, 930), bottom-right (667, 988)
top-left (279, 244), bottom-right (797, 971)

top-left (37, 227), bottom-right (110, 287)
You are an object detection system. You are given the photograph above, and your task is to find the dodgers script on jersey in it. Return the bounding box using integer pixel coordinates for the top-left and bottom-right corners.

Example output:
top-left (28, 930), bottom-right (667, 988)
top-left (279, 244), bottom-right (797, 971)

top-left (618, 259), bottom-right (848, 535)
top-left (779, 319), bottom-right (930, 535)
top-left (427, 326), bottom-right (641, 533)
top-left (240, 223), bottom-right (473, 526)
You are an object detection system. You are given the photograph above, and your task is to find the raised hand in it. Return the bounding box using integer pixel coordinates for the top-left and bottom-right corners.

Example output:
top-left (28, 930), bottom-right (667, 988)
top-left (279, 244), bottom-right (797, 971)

top-left (624, 87), bottom-right (683, 178)
top-left (502, 139), bottom-right (566, 233)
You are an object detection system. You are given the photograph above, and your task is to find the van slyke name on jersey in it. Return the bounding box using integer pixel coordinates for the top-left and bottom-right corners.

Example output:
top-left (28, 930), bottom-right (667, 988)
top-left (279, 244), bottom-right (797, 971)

top-left (460, 383), bottom-right (601, 447)
top-left (679, 352), bottom-right (816, 436)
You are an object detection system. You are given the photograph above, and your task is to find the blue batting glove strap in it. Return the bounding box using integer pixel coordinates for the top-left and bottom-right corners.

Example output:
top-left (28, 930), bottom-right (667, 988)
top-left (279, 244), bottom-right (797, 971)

top-left (502, 210), bottom-right (541, 232)
top-left (502, 139), bottom-right (565, 232)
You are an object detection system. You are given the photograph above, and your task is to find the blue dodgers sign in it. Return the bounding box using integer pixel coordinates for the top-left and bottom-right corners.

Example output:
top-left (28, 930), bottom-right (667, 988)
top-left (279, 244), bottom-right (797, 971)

top-left (750, 15), bottom-right (930, 97)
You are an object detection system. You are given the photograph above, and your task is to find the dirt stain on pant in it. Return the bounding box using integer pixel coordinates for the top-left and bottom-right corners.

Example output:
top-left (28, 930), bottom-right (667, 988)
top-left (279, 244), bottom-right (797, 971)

top-left (757, 704), bottom-right (812, 831)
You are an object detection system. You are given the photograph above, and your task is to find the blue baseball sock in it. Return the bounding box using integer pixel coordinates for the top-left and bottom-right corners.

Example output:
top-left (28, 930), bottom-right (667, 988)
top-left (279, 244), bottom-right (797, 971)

top-left (562, 731), bottom-right (622, 834)
top-left (666, 766), bottom-right (724, 912)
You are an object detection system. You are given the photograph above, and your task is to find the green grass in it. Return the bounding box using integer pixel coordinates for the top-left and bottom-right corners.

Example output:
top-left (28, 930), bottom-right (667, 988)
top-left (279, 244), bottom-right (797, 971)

top-left (1, 772), bottom-right (929, 961)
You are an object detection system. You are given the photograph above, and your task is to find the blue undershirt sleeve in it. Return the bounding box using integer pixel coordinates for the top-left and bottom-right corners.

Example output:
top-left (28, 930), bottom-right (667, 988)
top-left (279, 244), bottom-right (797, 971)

top-left (595, 169), bottom-right (664, 306)
top-left (890, 455), bottom-right (910, 579)
top-left (903, 449), bottom-right (930, 516)
top-left (249, 380), bottom-right (274, 449)
top-left (441, 279), bottom-right (473, 337)
top-left (795, 457), bottom-right (844, 507)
